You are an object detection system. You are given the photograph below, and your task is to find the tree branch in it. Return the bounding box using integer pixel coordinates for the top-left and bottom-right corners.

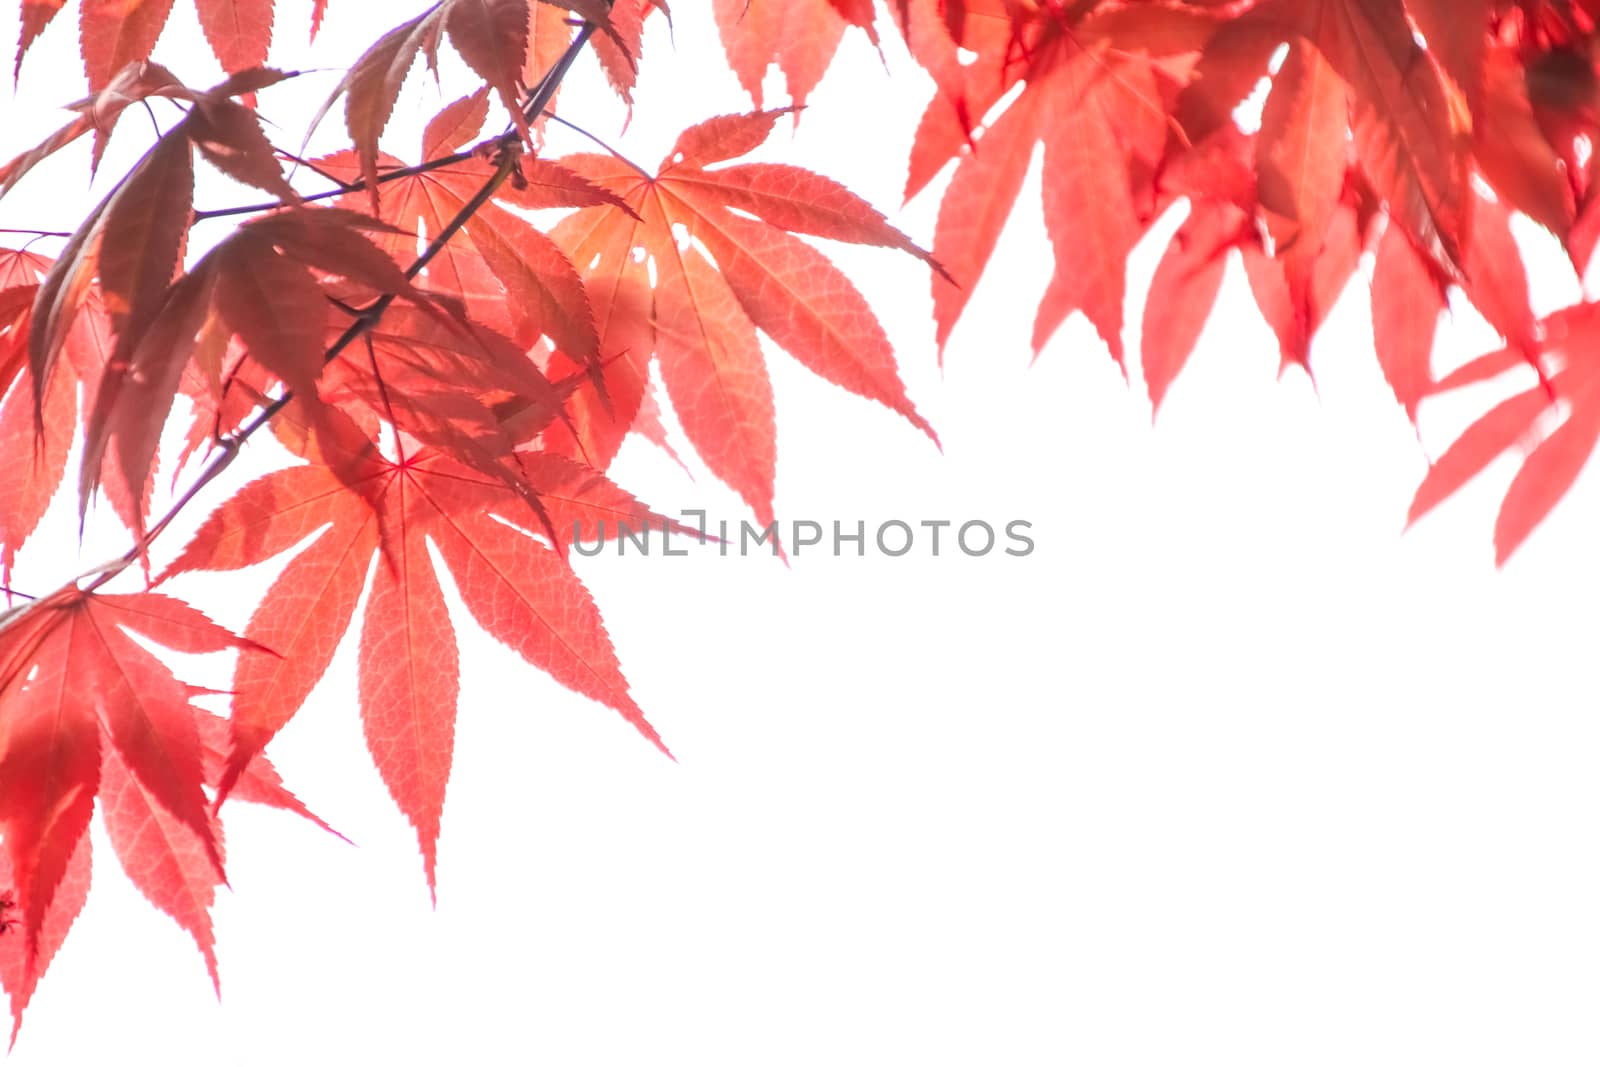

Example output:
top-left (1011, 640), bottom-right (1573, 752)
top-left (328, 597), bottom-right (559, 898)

top-left (6, 17), bottom-right (607, 624)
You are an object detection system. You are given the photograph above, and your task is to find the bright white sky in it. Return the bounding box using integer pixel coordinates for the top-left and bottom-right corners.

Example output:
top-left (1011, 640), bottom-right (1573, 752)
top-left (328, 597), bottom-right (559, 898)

top-left (4, 4), bottom-right (1600, 1066)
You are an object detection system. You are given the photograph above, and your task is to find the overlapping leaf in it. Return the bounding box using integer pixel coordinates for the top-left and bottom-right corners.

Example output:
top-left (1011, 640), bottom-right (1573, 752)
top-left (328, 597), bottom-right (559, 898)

top-left (918, 8), bottom-right (1176, 363)
top-left (16, 0), bottom-right (332, 83)
top-left (309, 0), bottom-right (633, 206)
top-left (713, 0), bottom-right (867, 112)
top-left (76, 206), bottom-right (417, 531)
top-left (313, 132), bottom-right (608, 361)
top-left (884, 2), bottom-right (1600, 557)
top-left (21, 68), bottom-right (296, 463)
top-left (1407, 298), bottom-right (1600, 563)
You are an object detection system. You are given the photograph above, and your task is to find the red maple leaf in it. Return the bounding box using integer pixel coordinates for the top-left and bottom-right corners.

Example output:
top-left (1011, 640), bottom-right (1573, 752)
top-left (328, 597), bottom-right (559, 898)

top-left (550, 108), bottom-right (939, 529)
top-left (164, 402), bottom-right (670, 895)
top-left (0, 587), bottom-right (329, 1037)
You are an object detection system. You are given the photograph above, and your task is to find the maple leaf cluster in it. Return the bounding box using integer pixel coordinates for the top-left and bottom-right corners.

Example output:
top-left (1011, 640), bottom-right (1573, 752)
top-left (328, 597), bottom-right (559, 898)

top-left (0, 0), bottom-right (938, 1041)
top-left (0, 0), bottom-right (1597, 1047)
top-left (895, 0), bottom-right (1600, 565)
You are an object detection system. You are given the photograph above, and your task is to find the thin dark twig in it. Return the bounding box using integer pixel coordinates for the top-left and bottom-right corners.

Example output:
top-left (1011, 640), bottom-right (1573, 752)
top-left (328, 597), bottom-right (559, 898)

top-left (139, 99), bottom-right (163, 139)
top-left (275, 149), bottom-right (361, 191)
top-left (193, 149), bottom-right (477, 220)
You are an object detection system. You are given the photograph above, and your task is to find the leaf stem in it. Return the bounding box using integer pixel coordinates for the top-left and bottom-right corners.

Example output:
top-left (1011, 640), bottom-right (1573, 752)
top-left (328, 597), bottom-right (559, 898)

top-left (364, 335), bottom-right (407, 466)
top-left (541, 111), bottom-right (653, 180)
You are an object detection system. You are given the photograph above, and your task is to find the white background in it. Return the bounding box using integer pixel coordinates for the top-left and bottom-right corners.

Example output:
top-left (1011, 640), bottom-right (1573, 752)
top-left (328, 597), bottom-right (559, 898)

top-left (5, 3), bottom-right (1600, 1065)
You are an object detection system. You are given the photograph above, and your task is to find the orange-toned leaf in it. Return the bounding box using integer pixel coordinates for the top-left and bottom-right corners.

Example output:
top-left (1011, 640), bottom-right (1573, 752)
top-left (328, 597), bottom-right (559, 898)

top-left (583, 0), bottom-right (645, 105)
top-left (33, 126), bottom-right (193, 414)
top-left (96, 130), bottom-right (194, 349)
top-left (446, 0), bottom-right (534, 147)
top-left (213, 235), bottom-right (326, 395)
top-left (713, 0), bottom-right (849, 111)
top-left (0, 62), bottom-right (189, 194)
top-left (80, 269), bottom-right (220, 530)
top-left (79, 0), bottom-right (178, 92)
top-left (553, 111), bottom-right (936, 530)
top-left (524, 0), bottom-right (574, 95)
top-left (423, 87), bottom-right (491, 158)
top-left (426, 502), bottom-right (668, 755)
top-left (691, 207), bottom-right (936, 442)
top-left (649, 221), bottom-right (777, 532)
top-left (187, 96), bottom-right (298, 202)
top-left (195, 0), bottom-right (275, 74)
top-left (15, 0), bottom-right (67, 79)
top-left (312, 5), bottom-right (447, 209)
